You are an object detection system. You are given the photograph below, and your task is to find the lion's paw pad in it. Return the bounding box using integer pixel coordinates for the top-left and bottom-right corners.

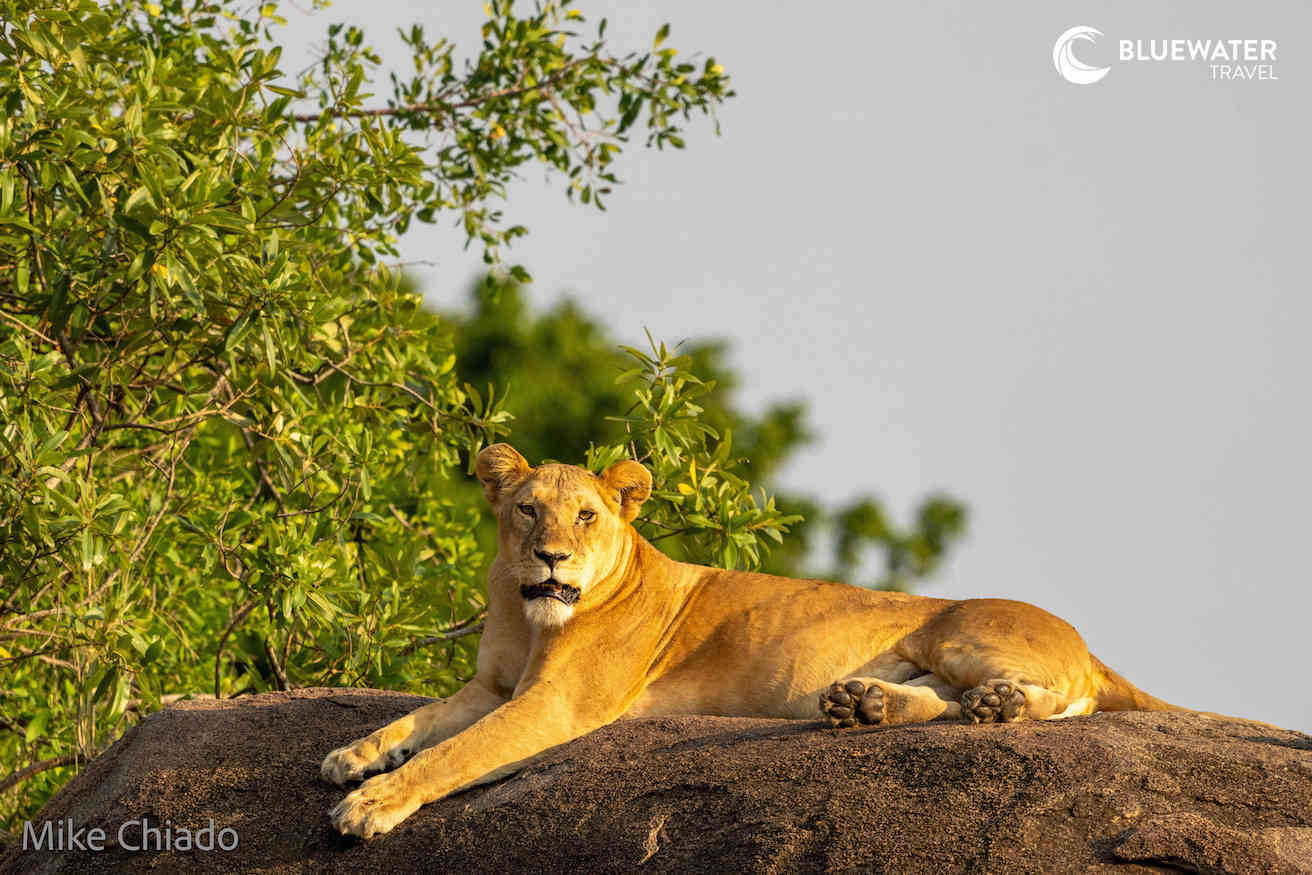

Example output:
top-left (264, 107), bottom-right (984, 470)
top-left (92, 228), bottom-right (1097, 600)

top-left (961, 679), bottom-right (1027, 723)
top-left (819, 679), bottom-right (884, 728)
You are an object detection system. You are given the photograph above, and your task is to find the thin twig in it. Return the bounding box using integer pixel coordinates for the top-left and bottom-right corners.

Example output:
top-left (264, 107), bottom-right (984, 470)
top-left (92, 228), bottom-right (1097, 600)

top-left (398, 609), bottom-right (487, 657)
top-left (648, 528), bottom-right (693, 543)
top-left (263, 636), bottom-right (290, 691)
top-left (214, 599), bottom-right (257, 698)
top-left (0, 309), bottom-right (55, 345)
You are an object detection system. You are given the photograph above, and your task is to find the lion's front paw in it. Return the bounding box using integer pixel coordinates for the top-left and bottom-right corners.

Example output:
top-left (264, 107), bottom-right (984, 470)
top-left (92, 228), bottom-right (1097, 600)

top-left (321, 739), bottom-right (388, 786)
top-left (819, 678), bottom-right (885, 728)
top-left (961, 679), bottom-right (1027, 724)
top-left (330, 773), bottom-right (422, 839)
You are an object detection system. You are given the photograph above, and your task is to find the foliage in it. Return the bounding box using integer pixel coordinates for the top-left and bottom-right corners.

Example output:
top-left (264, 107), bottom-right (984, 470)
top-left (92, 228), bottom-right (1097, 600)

top-left (443, 279), bottom-right (968, 585)
top-left (587, 337), bottom-right (802, 571)
top-left (0, 0), bottom-right (732, 830)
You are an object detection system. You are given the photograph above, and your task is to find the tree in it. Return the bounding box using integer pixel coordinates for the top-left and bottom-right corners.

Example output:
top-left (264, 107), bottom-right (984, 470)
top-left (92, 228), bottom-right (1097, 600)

top-left (0, 0), bottom-right (740, 829)
top-left (0, 0), bottom-right (965, 834)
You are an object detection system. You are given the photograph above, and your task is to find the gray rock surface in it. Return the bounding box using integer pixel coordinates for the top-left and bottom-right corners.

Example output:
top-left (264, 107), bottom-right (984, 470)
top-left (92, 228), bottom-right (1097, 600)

top-left (3, 688), bottom-right (1310, 873)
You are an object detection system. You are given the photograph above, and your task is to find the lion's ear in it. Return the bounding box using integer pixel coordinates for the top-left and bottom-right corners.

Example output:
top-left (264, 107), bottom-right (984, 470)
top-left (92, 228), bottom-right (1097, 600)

top-left (476, 444), bottom-right (531, 505)
top-left (600, 459), bottom-right (652, 523)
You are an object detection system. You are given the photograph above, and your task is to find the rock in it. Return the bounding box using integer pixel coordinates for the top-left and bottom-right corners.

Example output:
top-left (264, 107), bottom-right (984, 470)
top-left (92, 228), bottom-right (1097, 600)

top-left (3, 688), bottom-right (1310, 873)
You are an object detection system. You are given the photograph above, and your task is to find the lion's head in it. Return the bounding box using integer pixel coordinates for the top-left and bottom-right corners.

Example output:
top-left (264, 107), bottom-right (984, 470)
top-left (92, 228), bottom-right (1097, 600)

top-left (476, 444), bottom-right (652, 627)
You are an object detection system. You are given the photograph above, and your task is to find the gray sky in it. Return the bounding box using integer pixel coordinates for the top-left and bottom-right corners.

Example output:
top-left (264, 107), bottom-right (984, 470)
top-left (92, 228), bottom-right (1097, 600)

top-left (280, 2), bottom-right (1311, 731)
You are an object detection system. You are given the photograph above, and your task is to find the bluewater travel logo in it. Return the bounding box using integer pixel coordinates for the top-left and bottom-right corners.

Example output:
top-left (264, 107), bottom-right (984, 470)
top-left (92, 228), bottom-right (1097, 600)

top-left (1053, 26), bottom-right (1279, 84)
top-left (1053, 26), bottom-right (1110, 85)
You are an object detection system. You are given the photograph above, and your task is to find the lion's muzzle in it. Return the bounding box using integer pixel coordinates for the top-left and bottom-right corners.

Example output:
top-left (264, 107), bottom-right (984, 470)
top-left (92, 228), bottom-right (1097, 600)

top-left (520, 580), bottom-right (581, 605)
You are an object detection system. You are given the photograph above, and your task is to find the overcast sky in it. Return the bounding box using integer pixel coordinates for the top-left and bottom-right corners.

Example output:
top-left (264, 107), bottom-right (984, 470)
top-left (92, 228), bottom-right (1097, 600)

top-left (280, 2), bottom-right (1310, 731)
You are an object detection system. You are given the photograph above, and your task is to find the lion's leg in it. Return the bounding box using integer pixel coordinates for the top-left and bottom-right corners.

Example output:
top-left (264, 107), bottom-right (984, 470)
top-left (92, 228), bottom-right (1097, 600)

top-left (894, 600), bottom-right (1104, 725)
top-left (851, 654), bottom-right (925, 684)
top-left (330, 680), bottom-right (624, 838)
top-left (321, 679), bottom-right (506, 785)
top-left (819, 673), bottom-right (963, 728)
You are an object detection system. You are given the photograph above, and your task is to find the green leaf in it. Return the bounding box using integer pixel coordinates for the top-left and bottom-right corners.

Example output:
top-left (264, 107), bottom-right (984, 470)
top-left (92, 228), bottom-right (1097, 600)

top-left (224, 313), bottom-right (253, 352)
top-left (92, 667), bottom-right (119, 703)
top-left (123, 185), bottom-right (156, 217)
top-left (24, 710), bottom-right (50, 744)
top-left (306, 590), bottom-right (336, 618)
top-left (142, 639), bottom-right (165, 664)
top-left (262, 323), bottom-right (277, 370)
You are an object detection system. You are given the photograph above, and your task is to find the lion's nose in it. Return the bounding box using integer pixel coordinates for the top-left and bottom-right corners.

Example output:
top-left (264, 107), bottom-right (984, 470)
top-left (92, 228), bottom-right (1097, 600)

top-left (534, 549), bottom-right (571, 569)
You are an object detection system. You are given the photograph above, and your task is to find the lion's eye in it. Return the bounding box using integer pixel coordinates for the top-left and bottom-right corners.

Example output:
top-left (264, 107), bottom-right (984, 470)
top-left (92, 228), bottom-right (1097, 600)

top-left (517, 503), bottom-right (536, 518)
top-left (577, 509), bottom-right (595, 523)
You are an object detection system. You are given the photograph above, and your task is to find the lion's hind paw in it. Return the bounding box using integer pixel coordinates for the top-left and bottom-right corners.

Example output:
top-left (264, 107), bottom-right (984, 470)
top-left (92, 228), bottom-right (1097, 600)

top-left (819, 678), bottom-right (885, 728)
top-left (961, 679), bottom-right (1027, 724)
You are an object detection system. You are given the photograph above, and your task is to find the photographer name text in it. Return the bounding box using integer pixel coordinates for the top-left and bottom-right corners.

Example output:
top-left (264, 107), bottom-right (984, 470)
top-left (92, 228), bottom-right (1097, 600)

top-left (22, 817), bottom-right (239, 852)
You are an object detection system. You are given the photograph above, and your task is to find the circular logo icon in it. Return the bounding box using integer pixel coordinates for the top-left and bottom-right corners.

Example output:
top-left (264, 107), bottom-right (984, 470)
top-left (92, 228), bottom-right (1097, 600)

top-left (1053, 26), bottom-right (1110, 85)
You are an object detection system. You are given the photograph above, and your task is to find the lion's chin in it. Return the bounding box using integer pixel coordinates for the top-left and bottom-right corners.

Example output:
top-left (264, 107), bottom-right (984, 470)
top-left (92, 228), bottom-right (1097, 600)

top-left (522, 598), bottom-right (575, 628)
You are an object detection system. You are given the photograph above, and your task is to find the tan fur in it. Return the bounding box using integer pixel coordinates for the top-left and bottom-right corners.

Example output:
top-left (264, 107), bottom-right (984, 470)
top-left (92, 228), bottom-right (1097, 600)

top-left (323, 445), bottom-right (1178, 837)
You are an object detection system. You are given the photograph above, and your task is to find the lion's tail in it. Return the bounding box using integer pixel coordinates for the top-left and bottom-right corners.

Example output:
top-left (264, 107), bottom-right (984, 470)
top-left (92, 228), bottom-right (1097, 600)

top-left (1091, 656), bottom-right (1182, 712)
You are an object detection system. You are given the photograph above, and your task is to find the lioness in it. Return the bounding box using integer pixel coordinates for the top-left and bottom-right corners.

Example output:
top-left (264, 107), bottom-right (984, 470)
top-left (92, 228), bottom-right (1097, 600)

top-left (323, 444), bottom-right (1176, 837)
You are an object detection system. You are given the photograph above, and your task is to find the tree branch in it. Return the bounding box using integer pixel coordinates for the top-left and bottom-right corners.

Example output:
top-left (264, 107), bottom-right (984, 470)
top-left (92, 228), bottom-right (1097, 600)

top-left (0, 753), bottom-right (78, 796)
top-left (398, 609), bottom-right (487, 657)
top-left (263, 636), bottom-right (290, 691)
top-left (214, 599), bottom-right (257, 698)
top-left (289, 58), bottom-right (591, 123)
